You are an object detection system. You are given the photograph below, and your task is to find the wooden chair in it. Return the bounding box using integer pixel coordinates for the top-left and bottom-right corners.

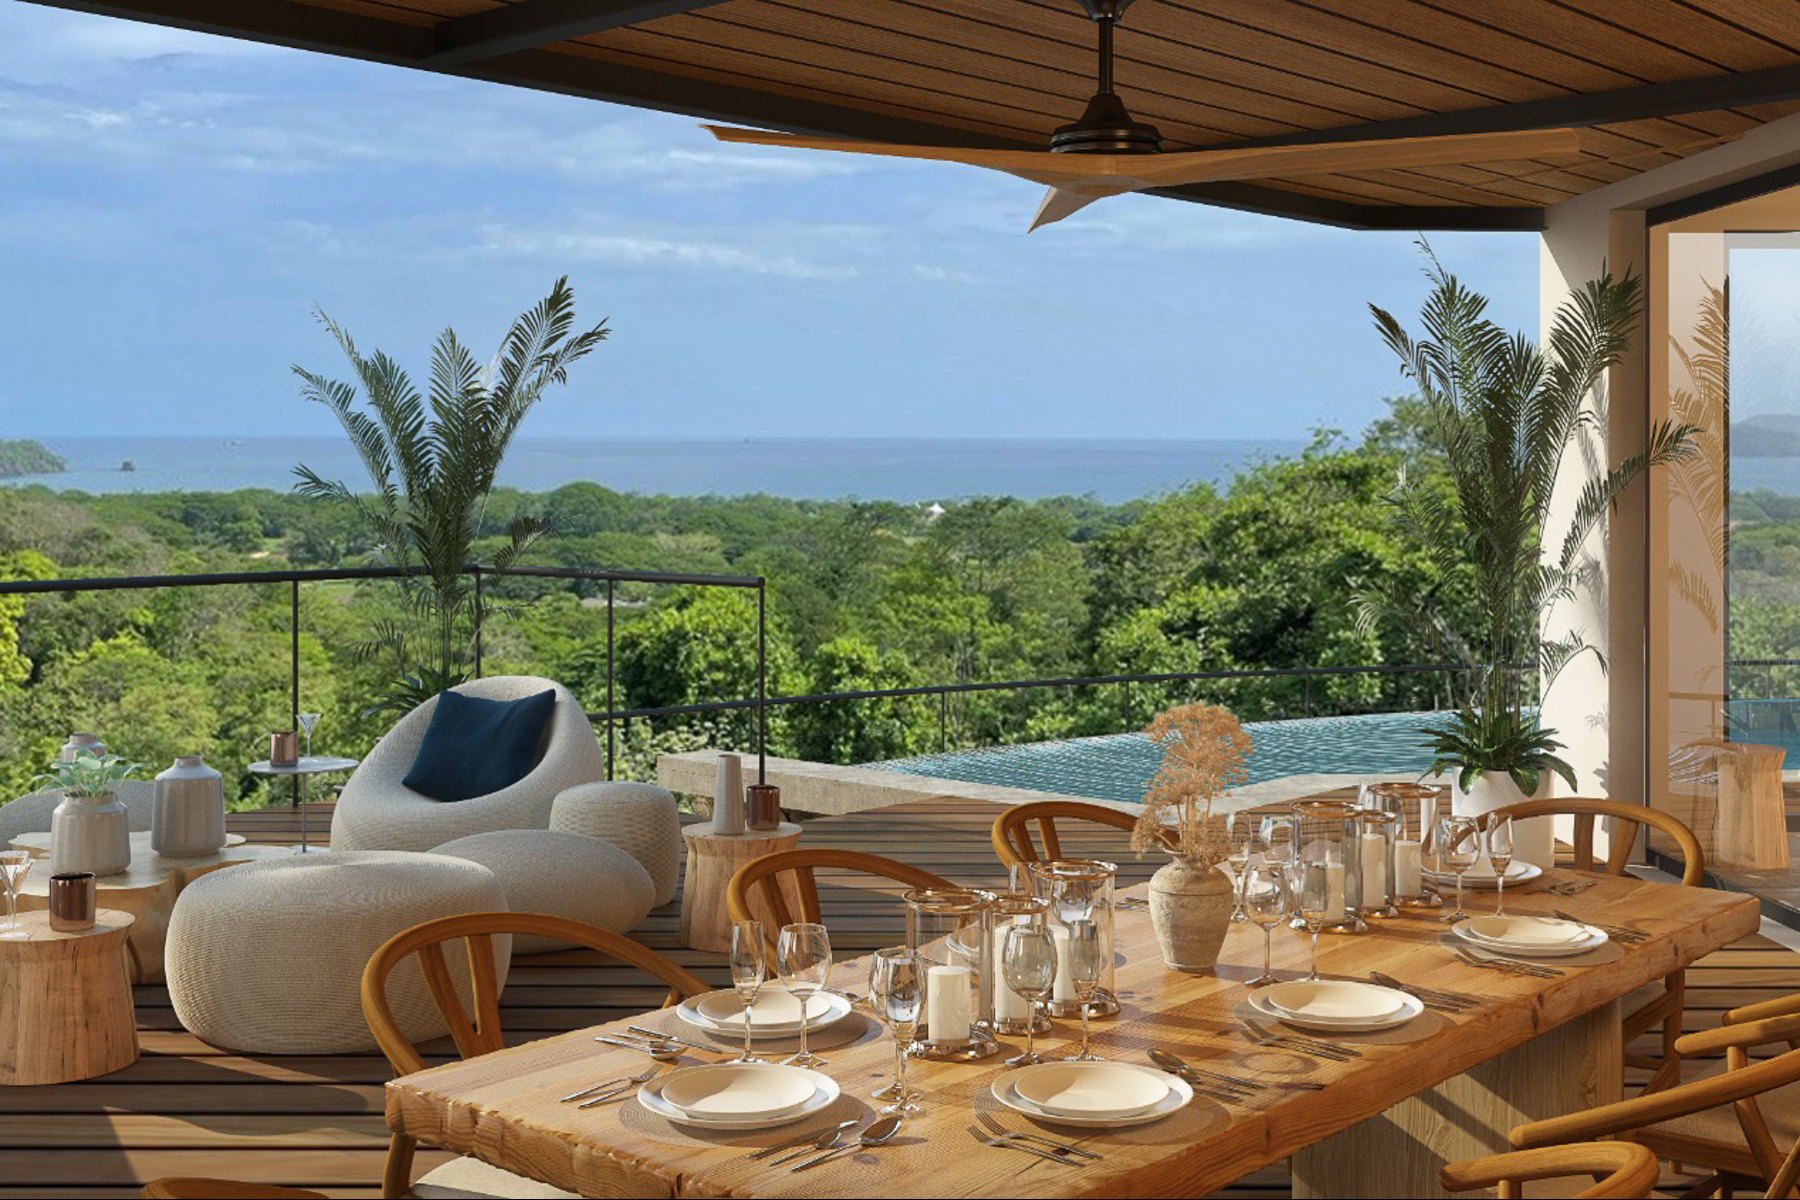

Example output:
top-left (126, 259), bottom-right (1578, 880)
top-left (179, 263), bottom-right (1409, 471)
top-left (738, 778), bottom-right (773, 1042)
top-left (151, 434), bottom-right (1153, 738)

top-left (724, 848), bottom-right (955, 953)
top-left (1489, 796), bottom-right (1706, 1092)
top-left (141, 1184), bottom-right (325, 1200)
top-left (361, 911), bottom-right (709, 1200)
top-left (991, 799), bottom-right (1172, 870)
top-left (1439, 1143), bottom-right (1661, 1198)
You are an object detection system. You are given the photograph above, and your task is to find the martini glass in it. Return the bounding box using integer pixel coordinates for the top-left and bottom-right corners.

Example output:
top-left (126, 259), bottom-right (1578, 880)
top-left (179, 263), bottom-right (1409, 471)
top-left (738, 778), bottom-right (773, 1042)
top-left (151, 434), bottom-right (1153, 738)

top-left (296, 712), bottom-right (321, 761)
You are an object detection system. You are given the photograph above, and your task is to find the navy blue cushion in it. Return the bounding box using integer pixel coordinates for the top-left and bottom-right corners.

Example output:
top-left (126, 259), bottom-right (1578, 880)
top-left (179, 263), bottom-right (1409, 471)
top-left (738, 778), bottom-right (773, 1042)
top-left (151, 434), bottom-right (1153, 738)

top-left (402, 688), bottom-right (557, 802)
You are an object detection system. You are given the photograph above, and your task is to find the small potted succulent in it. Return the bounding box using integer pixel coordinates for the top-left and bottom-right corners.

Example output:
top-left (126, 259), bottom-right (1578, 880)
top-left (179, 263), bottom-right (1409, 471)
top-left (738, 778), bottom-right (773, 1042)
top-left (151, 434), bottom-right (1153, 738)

top-left (34, 748), bottom-right (142, 876)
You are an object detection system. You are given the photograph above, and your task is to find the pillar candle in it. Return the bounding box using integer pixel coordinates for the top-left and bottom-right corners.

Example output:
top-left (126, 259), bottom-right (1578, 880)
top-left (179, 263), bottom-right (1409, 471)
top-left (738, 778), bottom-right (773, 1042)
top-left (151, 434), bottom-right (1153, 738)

top-left (1358, 833), bottom-right (1388, 909)
top-left (1050, 926), bottom-right (1077, 1003)
top-left (992, 925), bottom-right (1030, 1020)
top-left (1395, 839), bottom-right (1424, 896)
top-left (926, 965), bottom-right (972, 1043)
top-left (1324, 861), bottom-right (1346, 922)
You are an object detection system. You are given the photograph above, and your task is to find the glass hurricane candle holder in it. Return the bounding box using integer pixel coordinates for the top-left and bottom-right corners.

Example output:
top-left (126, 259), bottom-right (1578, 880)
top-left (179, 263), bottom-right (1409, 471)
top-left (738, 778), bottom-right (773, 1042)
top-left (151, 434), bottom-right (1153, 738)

top-left (904, 887), bottom-right (1001, 1061)
top-left (984, 892), bottom-right (1052, 1037)
top-left (1365, 782), bottom-right (1445, 909)
top-left (1027, 858), bottom-right (1119, 1018)
top-left (1288, 800), bottom-right (1365, 933)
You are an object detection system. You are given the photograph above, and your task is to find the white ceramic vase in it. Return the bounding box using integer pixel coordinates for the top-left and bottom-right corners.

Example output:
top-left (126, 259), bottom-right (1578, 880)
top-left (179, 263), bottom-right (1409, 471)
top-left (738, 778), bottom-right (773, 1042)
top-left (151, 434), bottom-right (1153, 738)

top-left (51, 790), bottom-right (131, 877)
top-left (152, 755), bottom-right (227, 857)
top-left (1447, 769), bottom-right (1555, 870)
top-left (1147, 857), bottom-right (1235, 972)
top-left (712, 752), bottom-right (746, 835)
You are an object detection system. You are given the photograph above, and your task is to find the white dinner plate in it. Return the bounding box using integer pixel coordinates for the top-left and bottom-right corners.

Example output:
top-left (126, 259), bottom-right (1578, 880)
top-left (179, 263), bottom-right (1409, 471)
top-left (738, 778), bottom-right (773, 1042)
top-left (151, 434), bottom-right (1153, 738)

top-left (658, 1063), bottom-right (819, 1119)
top-left (993, 1067), bottom-right (1192, 1128)
top-left (637, 1070), bottom-right (839, 1129)
top-left (1461, 915), bottom-right (1588, 947)
top-left (1010, 1061), bottom-right (1171, 1119)
top-left (1452, 920), bottom-right (1608, 959)
top-left (676, 986), bottom-right (853, 1037)
top-left (1423, 861), bottom-right (1543, 890)
top-left (1259, 979), bottom-right (1409, 1023)
top-left (1248, 985), bottom-right (1423, 1032)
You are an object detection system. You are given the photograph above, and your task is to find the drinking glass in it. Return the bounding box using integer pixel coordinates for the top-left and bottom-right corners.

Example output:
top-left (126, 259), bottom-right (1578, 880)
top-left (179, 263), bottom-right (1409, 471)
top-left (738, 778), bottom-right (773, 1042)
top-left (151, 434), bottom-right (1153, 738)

top-left (296, 711), bottom-right (321, 759)
top-left (868, 946), bottom-right (923, 1115)
top-left (1486, 816), bottom-right (1515, 918)
top-left (1243, 860), bottom-right (1290, 986)
top-left (1259, 814), bottom-right (1295, 866)
top-left (776, 922), bottom-right (831, 1068)
top-left (1295, 848), bottom-right (1333, 981)
top-left (0, 851), bottom-right (31, 941)
top-left (1437, 815), bottom-right (1481, 923)
top-left (1000, 924), bottom-right (1056, 1066)
top-left (727, 921), bottom-right (767, 1064)
top-left (1061, 919), bottom-right (1105, 1061)
top-left (1225, 811), bottom-right (1255, 921)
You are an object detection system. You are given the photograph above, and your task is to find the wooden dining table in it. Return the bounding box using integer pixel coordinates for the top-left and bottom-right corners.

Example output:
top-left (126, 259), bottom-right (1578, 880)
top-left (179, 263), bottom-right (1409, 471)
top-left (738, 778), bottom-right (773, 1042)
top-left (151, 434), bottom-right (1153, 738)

top-left (385, 867), bottom-right (1758, 1199)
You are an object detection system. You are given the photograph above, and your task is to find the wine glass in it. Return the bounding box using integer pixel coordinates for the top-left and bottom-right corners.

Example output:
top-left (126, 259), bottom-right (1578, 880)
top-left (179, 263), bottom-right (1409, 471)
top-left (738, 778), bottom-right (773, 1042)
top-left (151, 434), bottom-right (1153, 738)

top-left (1259, 814), bottom-right (1295, 866)
top-left (1243, 860), bottom-right (1290, 986)
top-left (296, 711), bottom-right (321, 760)
top-left (1437, 815), bottom-right (1481, 923)
top-left (0, 851), bottom-right (31, 941)
top-left (1485, 815), bottom-right (1515, 918)
top-left (1000, 925), bottom-right (1056, 1067)
top-left (1061, 919), bottom-right (1105, 1061)
top-left (868, 946), bottom-right (923, 1116)
top-left (776, 923), bottom-right (831, 1068)
top-left (727, 921), bottom-right (767, 1064)
top-left (1225, 812), bottom-right (1255, 921)
top-left (1295, 847), bottom-right (1334, 981)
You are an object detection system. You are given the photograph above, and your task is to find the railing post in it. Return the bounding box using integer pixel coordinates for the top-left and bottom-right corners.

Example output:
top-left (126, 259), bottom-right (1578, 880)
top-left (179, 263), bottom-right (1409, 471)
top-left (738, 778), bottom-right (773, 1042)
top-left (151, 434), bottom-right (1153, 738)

top-left (1305, 675), bottom-right (1312, 718)
top-left (1122, 679), bottom-right (1131, 730)
top-left (606, 579), bottom-right (615, 782)
top-left (940, 690), bottom-right (948, 753)
top-left (290, 578), bottom-right (301, 810)
top-left (472, 564), bottom-right (483, 679)
top-left (757, 581), bottom-right (767, 784)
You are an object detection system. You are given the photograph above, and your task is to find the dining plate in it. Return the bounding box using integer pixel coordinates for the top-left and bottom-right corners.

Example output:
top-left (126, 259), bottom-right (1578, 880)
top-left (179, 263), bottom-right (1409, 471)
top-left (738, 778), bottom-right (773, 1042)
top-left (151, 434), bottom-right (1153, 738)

top-left (1010, 1061), bottom-right (1171, 1119)
top-left (1423, 861), bottom-right (1542, 890)
top-left (658, 1063), bottom-right (820, 1119)
top-left (1248, 985), bottom-right (1423, 1032)
top-left (993, 1066), bottom-right (1193, 1128)
top-left (677, 986), bottom-right (853, 1037)
top-left (1461, 915), bottom-right (1588, 947)
top-left (1453, 920), bottom-right (1608, 959)
top-left (1259, 979), bottom-right (1409, 1023)
top-left (637, 1070), bottom-right (839, 1129)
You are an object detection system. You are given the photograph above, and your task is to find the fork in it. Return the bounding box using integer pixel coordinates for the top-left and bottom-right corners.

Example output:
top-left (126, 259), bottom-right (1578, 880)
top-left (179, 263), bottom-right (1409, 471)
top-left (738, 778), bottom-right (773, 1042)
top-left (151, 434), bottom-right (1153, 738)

top-left (967, 1125), bottom-right (1085, 1166)
top-left (1241, 1023), bottom-right (1359, 1060)
top-left (560, 1065), bottom-right (657, 1103)
top-left (1368, 971), bottom-right (1477, 1011)
top-left (573, 1066), bottom-right (660, 1108)
top-left (1453, 947), bottom-right (1562, 978)
top-left (1550, 910), bottom-right (1648, 942)
top-left (1545, 878), bottom-right (1599, 895)
top-left (976, 1111), bottom-right (1102, 1159)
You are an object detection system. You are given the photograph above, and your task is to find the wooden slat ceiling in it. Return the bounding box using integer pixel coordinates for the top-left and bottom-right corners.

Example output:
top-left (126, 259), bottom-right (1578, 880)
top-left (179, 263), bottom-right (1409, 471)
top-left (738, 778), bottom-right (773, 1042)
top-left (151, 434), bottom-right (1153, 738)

top-left (31, 0), bottom-right (1800, 229)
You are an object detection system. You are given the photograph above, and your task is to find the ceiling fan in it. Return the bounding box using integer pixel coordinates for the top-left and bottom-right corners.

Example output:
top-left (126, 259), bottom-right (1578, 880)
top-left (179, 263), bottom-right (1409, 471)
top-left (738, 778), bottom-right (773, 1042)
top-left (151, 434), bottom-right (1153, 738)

top-left (704, 0), bottom-right (1585, 231)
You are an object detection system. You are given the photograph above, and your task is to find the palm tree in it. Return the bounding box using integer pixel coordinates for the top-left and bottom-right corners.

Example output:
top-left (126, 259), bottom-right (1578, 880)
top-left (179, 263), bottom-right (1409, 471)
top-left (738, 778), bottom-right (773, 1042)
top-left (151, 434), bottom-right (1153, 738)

top-left (1363, 246), bottom-right (1695, 794)
top-left (292, 278), bottom-right (608, 711)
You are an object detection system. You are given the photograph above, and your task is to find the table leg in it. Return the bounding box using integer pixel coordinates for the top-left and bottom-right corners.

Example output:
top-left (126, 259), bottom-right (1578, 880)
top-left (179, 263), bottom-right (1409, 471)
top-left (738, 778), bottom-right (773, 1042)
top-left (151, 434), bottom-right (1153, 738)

top-left (1291, 1000), bottom-right (1622, 1199)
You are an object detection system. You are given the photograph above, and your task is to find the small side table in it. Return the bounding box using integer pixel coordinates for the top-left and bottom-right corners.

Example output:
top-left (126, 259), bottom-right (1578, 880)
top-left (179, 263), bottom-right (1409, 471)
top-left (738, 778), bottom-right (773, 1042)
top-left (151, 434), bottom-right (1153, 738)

top-left (0, 909), bottom-right (137, 1085)
top-left (247, 755), bottom-right (359, 853)
top-left (678, 821), bottom-right (802, 953)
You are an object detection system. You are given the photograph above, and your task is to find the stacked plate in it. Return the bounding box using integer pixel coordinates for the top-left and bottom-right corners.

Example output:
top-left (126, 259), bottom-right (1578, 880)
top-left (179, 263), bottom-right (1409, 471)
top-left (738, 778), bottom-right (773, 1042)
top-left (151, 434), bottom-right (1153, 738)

top-left (1453, 914), bottom-right (1607, 958)
top-left (1423, 860), bottom-right (1543, 890)
top-left (637, 1063), bottom-right (839, 1129)
top-left (676, 984), bottom-right (853, 1040)
top-left (992, 1061), bottom-right (1193, 1127)
top-left (1247, 979), bottom-right (1422, 1032)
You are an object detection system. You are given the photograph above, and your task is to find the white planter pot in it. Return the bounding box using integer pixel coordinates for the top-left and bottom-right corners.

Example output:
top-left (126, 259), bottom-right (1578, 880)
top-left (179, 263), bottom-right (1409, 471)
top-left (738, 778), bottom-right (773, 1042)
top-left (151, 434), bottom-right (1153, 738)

top-left (1446, 770), bottom-right (1555, 871)
top-left (51, 791), bottom-right (131, 877)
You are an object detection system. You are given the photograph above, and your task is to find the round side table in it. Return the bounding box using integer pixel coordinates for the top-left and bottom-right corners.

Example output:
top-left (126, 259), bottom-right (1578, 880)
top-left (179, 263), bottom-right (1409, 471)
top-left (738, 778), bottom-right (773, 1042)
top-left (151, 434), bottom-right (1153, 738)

top-left (0, 909), bottom-right (137, 1085)
top-left (678, 821), bottom-right (802, 953)
top-left (247, 756), bottom-right (359, 853)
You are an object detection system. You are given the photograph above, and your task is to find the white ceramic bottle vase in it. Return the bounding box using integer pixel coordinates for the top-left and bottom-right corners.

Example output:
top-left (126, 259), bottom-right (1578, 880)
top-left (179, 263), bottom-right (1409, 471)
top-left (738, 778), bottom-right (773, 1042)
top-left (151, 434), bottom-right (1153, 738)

top-left (713, 752), bottom-right (746, 835)
top-left (50, 790), bottom-right (130, 877)
top-left (152, 755), bottom-right (227, 857)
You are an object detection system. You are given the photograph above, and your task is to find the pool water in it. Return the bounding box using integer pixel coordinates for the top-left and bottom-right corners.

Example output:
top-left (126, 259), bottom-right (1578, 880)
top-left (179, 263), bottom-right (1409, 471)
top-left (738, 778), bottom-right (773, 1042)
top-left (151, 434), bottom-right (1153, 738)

top-left (863, 711), bottom-right (1449, 805)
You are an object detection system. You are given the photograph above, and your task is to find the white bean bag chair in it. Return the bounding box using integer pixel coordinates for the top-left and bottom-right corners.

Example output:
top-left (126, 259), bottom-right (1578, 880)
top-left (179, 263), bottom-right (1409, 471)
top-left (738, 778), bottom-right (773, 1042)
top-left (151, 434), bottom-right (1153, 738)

top-left (550, 782), bottom-right (682, 907)
top-left (330, 676), bottom-right (604, 853)
top-left (0, 780), bottom-right (154, 846)
top-left (430, 829), bottom-right (655, 953)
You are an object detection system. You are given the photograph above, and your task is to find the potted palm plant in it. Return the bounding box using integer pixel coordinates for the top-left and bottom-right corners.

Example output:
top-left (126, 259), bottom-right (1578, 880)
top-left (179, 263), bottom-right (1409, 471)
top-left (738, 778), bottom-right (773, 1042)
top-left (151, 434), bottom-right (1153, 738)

top-left (1364, 248), bottom-right (1696, 865)
top-left (34, 749), bottom-right (142, 876)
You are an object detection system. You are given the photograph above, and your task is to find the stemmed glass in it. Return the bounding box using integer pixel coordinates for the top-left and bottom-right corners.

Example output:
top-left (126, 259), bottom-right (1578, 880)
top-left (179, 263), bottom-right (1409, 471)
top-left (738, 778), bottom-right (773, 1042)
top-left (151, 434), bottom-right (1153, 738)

top-left (1000, 925), bottom-right (1056, 1067)
top-left (868, 946), bottom-right (923, 1116)
top-left (1437, 816), bottom-right (1481, 923)
top-left (1486, 816), bottom-right (1515, 918)
top-left (1259, 814), bottom-right (1295, 867)
top-left (776, 923), bottom-right (831, 1068)
top-left (1225, 812), bottom-right (1256, 921)
top-left (296, 711), bottom-right (321, 760)
top-left (1294, 846), bottom-right (1332, 981)
top-left (1243, 860), bottom-right (1290, 986)
top-left (0, 851), bottom-right (31, 941)
top-left (727, 921), bottom-right (767, 1064)
top-left (1061, 919), bottom-right (1105, 1061)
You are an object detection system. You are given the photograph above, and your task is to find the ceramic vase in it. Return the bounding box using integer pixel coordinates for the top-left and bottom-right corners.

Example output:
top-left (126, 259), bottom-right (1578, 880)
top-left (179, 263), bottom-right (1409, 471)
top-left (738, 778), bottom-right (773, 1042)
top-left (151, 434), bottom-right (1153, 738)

top-left (57, 732), bottom-right (104, 763)
top-left (712, 752), bottom-right (746, 835)
top-left (50, 791), bottom-right (130, 877)
top-left (1448, 769), bottom-right (1555, 870)
top-left (152, 755), bottom-right (226, 857)
top-left (1147, 857), bottom-right (1234, 972)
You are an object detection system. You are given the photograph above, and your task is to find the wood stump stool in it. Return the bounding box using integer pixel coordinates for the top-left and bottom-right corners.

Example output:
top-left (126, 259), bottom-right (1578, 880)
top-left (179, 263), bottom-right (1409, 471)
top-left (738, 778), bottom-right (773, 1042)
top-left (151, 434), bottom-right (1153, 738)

top-left (679, 821), bottom-right (802, 952)
top-left (0, 908), bottom-right (137, 1085)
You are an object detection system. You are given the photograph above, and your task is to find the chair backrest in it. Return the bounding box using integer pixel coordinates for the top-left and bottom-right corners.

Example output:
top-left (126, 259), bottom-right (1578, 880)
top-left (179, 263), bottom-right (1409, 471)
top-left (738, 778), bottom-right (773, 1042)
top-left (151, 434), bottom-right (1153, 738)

top-left (991, 800), bottom-right (1170, 869)
top-left (360, 911), bottom-right (709, 1076)
top-left (1439, 1143), bottom-right (1659, 1199)
top-left (1488, 797), bottom-right (1706, 886)
top-left (725, 849), bottom-right (955, 952)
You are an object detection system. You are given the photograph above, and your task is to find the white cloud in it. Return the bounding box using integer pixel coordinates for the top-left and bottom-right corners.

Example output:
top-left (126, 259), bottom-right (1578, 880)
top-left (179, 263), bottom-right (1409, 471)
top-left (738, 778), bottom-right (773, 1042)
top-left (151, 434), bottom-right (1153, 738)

top-left (475, 222), bottom-right (859, 281)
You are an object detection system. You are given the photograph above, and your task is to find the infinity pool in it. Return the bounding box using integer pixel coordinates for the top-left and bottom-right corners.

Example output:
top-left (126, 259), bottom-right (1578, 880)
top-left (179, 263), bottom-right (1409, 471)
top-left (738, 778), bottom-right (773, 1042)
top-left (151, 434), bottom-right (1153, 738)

top-left (863, 710), bottom-right (1448, 805)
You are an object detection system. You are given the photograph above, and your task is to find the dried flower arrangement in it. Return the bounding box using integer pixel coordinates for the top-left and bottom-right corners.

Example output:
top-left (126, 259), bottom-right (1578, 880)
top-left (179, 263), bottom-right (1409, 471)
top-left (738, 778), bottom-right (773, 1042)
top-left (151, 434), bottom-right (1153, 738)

top-left (1134, 703), bottom-right (1253, 865)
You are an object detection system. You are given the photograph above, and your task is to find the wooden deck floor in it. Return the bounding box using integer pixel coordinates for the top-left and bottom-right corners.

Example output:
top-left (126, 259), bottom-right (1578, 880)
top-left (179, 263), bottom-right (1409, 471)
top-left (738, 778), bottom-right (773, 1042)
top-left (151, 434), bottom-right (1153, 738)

top-left (1, 797), bottom-right (1795, 1198)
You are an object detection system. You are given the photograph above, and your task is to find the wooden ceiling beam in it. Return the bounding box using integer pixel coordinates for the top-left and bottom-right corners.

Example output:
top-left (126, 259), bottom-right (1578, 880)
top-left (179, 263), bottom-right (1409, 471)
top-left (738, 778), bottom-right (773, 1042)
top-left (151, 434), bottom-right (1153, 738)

top-left (424, 1), bottom-right (733, 69)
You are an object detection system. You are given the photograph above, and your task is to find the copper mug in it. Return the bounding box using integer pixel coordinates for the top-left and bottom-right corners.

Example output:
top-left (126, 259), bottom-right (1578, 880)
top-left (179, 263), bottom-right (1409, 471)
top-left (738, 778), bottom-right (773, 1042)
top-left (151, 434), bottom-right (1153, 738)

top-left (270, 730), bottom-right (299, 767)
top-left (49, 872), bottom-right (96, 932)
top-left (746, 784), bottom-right (783, 831)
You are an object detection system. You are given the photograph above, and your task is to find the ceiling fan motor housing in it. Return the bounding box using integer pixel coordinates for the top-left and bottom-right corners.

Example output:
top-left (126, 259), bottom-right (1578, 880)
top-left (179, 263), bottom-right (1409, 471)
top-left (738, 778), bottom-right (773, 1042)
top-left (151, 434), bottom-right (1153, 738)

top-left (1053, 0), bottom-right (1162, 154)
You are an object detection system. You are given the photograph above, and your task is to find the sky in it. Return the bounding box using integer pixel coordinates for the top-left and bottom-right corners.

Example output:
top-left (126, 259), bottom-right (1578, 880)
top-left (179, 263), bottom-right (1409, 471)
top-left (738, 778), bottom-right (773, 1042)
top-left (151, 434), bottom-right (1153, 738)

top-left (0, 3), bottom-right (1541, 442)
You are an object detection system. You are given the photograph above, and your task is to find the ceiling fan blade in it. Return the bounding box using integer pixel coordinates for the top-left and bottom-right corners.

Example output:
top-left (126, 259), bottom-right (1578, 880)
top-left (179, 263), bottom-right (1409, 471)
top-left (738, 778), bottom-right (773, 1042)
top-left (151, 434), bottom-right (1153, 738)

top-left (1125, 127), bottom-right (1587, 187)
top-left (703, 125), bottom-right (1076, 175)
top-left (1028, 186), bottom-right (1119, 232)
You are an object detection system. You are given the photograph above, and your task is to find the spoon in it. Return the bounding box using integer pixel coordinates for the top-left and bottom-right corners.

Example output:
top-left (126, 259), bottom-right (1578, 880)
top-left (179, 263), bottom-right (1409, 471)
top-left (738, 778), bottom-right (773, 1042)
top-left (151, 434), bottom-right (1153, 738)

top-left (790, 1115), bottom-right (903, 1172)
top-left (1149, 1046), bottom-right (1324, 1092)
top-left (769, 1120), bottom-right (863, 1165)
top-left (593, 1035), bottom-right (680, 1062)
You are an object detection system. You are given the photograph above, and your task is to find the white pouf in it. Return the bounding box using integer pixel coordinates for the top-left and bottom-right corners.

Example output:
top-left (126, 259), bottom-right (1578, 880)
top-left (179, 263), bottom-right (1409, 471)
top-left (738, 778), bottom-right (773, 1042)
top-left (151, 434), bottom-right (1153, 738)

top-left (430, 829), bottom-right (656, 953)
top-left (550, 782), bottom-right (681, 907)
top-left (166, 851), bottom-right (508, 1055)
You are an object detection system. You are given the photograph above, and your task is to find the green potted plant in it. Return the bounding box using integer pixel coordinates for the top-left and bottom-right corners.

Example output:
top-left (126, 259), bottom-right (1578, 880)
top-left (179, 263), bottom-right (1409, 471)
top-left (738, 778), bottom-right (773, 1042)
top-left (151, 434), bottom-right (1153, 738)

top-left (34, 749), bottom-right (142, 876)
top-left (1364, 248), bottom-right (1696, 865)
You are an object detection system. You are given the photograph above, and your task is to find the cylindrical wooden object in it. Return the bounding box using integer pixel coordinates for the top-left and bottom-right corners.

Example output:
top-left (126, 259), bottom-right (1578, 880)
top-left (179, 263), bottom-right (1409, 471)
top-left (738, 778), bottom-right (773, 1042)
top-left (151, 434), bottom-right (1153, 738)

top-left (678, 821), bottom-right (802, 953)
top-left (0, 908), bottom-right (137, 1085)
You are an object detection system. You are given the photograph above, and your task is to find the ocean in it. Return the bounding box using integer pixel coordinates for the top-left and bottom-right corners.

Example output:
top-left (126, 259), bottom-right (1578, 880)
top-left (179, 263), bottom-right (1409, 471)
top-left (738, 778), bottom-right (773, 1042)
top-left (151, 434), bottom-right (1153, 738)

top-left (1, 436), bottom-right (1308, 504)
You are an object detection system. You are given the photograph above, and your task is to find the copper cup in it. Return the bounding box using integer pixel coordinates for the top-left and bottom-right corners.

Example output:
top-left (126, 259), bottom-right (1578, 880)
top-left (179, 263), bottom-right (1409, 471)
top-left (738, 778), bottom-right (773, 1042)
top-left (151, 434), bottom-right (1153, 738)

top-left (746, 783), bottom-right (783, 831)
top-left (49, 872), bottom-right (96, 932)
top-left (270, 729), bottom-right (299, 767)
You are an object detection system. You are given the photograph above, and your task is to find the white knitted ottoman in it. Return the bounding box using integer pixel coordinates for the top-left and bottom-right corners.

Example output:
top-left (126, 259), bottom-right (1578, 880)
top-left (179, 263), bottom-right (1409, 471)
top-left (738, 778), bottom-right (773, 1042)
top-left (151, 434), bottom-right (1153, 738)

top-left (550, 782), bottom-right (681, 906)
top-left (166, 851), bottom-right (508, 1055)
top-left (430, 829), bottom-right (655, 953)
